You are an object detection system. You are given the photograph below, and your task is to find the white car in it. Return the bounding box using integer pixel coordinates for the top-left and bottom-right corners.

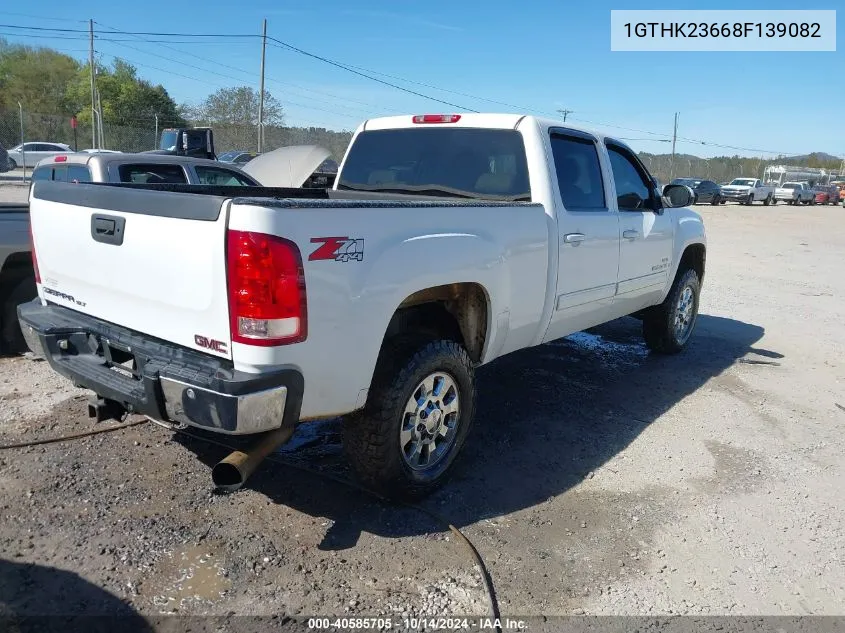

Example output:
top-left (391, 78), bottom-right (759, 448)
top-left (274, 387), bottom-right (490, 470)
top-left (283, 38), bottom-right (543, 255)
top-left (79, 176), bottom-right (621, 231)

top-left (20, 113), bottom-right (706, 498)
top-left (7, 142), bottom-right (72, 169)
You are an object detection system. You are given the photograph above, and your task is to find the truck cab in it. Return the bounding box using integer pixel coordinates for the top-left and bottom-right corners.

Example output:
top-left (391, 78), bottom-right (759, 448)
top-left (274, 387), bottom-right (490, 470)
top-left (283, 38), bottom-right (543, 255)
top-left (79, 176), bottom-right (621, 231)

top-left (149, 128), bottom-right (216, 160)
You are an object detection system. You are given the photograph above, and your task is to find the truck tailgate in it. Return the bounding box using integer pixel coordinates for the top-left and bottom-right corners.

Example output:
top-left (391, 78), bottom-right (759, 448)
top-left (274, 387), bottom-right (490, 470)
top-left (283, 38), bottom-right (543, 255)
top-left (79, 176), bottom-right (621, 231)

top-left (29, 182), bottom-right (233, 360)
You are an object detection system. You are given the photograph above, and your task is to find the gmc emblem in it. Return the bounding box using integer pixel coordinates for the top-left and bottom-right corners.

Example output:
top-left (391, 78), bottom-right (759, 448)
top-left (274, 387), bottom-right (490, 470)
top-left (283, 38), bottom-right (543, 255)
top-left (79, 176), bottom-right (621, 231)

top-left (194, 335), bottom-right (228, 353)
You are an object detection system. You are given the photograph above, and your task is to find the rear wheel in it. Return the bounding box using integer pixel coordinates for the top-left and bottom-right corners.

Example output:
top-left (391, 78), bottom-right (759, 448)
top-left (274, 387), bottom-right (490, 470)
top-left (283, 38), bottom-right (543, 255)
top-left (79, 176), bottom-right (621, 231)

top-left (642, 268), bottom-right (701, 354)
top-left (1, 275), bottom-right (37, 355)
top-left (7, 158), bottom-right (17, 170)
top-left (342, 336), bottom-right (476, 499)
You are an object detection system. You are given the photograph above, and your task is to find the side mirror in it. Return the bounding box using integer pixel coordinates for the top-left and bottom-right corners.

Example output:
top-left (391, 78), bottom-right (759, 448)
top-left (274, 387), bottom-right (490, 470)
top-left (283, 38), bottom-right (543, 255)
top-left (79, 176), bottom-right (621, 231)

top-left (662, 184), bottom-right (694, 208)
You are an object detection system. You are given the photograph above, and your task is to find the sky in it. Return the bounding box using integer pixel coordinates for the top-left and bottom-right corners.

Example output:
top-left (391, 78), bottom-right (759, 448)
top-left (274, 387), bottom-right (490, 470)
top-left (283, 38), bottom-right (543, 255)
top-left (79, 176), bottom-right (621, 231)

top-left (1, 1), bottom-right (842, 158)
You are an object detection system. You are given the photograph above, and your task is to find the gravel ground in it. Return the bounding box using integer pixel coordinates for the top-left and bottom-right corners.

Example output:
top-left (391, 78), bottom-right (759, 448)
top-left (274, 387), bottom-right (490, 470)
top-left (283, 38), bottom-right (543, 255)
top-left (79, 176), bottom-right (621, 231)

top-left (1, 187), bottom-right (844, 621)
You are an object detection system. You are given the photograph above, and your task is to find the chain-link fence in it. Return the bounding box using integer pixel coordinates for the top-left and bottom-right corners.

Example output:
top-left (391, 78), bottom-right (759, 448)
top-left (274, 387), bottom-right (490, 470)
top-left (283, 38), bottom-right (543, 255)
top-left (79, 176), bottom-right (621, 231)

top-left (1, 107), bottom-right (353, 172)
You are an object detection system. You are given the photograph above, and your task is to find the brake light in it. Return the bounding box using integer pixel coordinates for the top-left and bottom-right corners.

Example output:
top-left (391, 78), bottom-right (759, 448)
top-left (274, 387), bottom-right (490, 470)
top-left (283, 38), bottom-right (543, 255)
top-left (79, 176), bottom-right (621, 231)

top-left (29, 224), bottom-right (40, 283)
top-left (54, 155), bottom-right (67, 162)
top-left (226, 230), bottom-right (307, 346)
top-left (412, 114), bottom-right (461, 124)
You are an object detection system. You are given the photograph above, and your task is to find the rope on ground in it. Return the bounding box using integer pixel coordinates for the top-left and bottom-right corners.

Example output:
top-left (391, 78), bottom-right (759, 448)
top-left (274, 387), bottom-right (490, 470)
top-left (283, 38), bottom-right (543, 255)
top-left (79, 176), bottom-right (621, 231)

top-left (0, 418), bottom-right (148, 450)
top-left (175, 427), bottom-right (502, 630)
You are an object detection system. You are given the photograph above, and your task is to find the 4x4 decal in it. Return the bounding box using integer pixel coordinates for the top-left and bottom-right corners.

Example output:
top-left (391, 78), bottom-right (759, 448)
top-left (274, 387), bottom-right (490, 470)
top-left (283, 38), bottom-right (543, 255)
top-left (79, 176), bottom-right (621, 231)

top-left (309, 237), bottom-right (364, 262)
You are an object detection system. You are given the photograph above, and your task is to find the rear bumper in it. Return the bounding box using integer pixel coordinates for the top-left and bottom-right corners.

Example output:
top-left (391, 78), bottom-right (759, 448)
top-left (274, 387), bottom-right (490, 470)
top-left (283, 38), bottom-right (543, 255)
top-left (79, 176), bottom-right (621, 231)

top-left (17, 300), bottom-right (303, 435)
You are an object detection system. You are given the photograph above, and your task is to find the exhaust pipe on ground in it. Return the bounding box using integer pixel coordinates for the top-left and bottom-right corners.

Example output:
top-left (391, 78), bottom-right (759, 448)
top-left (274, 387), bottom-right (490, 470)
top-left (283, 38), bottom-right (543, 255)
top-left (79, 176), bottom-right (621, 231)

top-left (211, 426), bottom-right (296, 493)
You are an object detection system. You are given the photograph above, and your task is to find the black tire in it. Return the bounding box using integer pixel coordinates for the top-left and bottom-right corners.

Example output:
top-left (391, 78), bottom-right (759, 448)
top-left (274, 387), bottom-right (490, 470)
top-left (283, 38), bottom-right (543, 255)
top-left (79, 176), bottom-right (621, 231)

top-left (745, 194), bottom-right (754, 206)
top-left (720, 199), bottom-right (726, 205)
top-left (710, 194), bottom-right (720, 206)
top-left (693, 194), bottom-right (698, 205)
top-left (763, 194), bottom-right (772, 206)
top-left (342, 336), bottom-right (476, 499)
top-left (642, 268), bottom-right (701, 355)
top-left (7, 158), bottom-right (17, 170)
top-left (1, 275), bottom-right (37, 355)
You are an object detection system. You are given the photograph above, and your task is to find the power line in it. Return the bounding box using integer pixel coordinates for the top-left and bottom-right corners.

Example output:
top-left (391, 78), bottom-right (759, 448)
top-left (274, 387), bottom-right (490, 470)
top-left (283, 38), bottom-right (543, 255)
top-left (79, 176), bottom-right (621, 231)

top-left (93, 21), bottom-right (393, 117)
top-left (0, 24), bottom-right (258, 37)
top-left (265, 38), bottom-right (479, 112)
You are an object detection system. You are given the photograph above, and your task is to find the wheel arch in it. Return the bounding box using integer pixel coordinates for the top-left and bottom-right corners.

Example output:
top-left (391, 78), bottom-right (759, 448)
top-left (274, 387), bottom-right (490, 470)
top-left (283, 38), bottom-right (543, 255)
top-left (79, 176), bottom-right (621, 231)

top-left (380, 282), bottom-right (491, 365)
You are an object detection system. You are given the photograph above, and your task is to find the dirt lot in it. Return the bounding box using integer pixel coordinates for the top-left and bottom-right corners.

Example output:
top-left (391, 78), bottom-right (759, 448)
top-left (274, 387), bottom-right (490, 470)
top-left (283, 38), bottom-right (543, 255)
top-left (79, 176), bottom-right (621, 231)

top-left (1, 181), bottom-right (844, 621)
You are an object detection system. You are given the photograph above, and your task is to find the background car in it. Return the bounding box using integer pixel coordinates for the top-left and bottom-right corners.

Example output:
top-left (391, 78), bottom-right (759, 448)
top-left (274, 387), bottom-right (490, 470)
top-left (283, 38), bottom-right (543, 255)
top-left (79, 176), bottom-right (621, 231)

top-left (670, 177), bottom-right (722, 205)
top-left (217, 150), bottom-right (259, 165)
top-left (7, 142), bottom-right (72, 168)
top-left (0, 143), bottom-right (9, 173)
top-left (812, 186), bottom-right (830, 205)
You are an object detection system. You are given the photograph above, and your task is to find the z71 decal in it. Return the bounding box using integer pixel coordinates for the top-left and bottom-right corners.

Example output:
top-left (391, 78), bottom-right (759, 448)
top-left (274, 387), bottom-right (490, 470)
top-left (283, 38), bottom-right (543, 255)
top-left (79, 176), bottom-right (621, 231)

top-left (309, 236), bottom-right (364, 262)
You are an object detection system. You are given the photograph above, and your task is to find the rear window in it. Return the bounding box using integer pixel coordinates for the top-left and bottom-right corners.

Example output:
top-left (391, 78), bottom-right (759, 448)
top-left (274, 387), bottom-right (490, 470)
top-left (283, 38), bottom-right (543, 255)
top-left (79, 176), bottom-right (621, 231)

top-left (32, 163), bottom-right (92, 183)
top-left (337, 128), bottom-right (531, 200)
top-left (31, 166), bottom-right (52, 182)
top-left (67, 165), bottom-right (91, 183)
top-left (117, 164), bottom-right (187, 184)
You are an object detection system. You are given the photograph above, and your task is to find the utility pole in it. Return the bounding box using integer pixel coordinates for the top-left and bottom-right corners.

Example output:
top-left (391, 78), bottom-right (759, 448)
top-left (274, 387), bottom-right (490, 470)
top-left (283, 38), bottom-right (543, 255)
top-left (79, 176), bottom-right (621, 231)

top-left (154, 113), bottom-right (159, 150)
top-left (89, 19), bottom-right (96, 149)
top-left (257, 18), bottom-right (267, 153)
top-left (669, 112), bottom-right (678, 181)
top-left (557, 108), bottom-right (574, 122)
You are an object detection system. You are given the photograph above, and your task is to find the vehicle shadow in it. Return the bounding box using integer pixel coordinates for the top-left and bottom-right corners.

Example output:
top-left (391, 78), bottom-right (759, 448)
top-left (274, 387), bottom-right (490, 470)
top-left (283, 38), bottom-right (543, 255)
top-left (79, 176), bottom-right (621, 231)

top-left (0, 558), bottom-right (153, 632)
top-left (176, 314), bottom-right (779, 550)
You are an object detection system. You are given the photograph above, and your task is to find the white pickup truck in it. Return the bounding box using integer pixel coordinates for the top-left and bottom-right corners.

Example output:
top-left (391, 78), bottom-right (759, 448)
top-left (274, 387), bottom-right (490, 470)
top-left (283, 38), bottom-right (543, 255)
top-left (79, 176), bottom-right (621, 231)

top-left (19, 113), bottom-right (706, 498)
top-left (719, 178), bottom-right (775, 205)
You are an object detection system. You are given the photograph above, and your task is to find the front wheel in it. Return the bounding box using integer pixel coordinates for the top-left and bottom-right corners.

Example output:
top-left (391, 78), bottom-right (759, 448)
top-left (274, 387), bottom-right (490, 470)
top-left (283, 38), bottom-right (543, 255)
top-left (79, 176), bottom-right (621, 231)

top-left (763, 194), bottom-right (772, 206)
top-left (342, 337), bottom-right (476, 499)
top-left (746, 194), bottom-right (754, 206)
top-left (642, 268), bottom-right (701, 354)
top-left (7, 158), bottom-right (17, 170)
top-left (710, 195), bottom-right (720, 206)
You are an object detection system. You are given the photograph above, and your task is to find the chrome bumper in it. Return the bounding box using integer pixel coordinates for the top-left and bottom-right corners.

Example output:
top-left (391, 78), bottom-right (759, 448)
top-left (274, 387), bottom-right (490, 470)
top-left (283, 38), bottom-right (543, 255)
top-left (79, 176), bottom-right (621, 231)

top-left (160, 377), bottom-right (288, 435)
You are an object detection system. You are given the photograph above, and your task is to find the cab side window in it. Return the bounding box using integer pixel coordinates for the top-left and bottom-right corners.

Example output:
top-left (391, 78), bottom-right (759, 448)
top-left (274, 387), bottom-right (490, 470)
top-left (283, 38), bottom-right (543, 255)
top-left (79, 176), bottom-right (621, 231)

top-left (549, 133), bottom-right (606, 210)
top-left (606, 145), bottom-right (654, 211)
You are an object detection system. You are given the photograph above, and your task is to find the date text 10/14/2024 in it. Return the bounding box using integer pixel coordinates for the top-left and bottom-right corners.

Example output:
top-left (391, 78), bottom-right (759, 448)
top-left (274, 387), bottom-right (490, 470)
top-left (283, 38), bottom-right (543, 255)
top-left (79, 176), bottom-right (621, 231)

top-left (307, 617), bottom-right (529, 630)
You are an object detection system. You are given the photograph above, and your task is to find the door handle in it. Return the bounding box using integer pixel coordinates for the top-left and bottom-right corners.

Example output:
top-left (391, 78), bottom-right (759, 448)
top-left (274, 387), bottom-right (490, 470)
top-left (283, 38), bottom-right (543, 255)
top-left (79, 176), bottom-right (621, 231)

top-left (562, 233), bottom-right (585, 244)
top-left (623, 230), bottom-right (640, 240)
top-left (90, 214), bottom-right (126, 246)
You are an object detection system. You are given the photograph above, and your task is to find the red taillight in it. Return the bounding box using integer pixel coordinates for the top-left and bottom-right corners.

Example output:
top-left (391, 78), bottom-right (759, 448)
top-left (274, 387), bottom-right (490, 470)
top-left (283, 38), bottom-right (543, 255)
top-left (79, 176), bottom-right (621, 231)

top-left (29, 224), bottom-right (40, 283)
top-left (412, 114), bottom-right (461, 124)
top-left (54, 155), bottom-right (67, 162)
top-left (226, 230), bottom-right (307, 346)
